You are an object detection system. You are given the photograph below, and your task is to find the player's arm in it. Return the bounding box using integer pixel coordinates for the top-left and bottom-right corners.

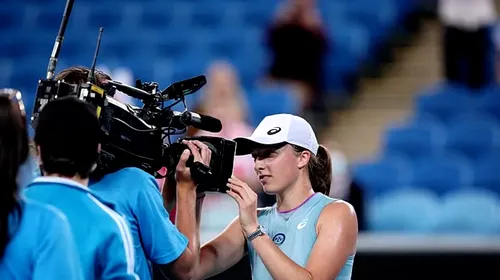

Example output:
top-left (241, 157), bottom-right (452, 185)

top-left (33, 210), bottom-right (84, 280)
top-left (250, 201), bottom-right (358, 280)
top-left (99, 205), bottom-right (139, 280)
top-left (158, 140), bottom-right (212, 280)
top-left (134, 176), bottom-right (194, 280)
top-left (191, 217), bottom-right (248, 280)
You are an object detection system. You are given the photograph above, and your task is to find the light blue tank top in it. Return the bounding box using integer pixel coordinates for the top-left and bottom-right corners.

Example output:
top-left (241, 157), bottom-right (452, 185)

top-left (247, 193), bottom-right (355, 280)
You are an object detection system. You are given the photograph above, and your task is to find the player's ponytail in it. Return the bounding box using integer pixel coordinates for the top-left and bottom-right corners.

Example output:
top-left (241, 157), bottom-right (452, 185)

top-left (0, 93), bottom-right (29, 258)
top-left (293, 144), bottom-right (332, 195)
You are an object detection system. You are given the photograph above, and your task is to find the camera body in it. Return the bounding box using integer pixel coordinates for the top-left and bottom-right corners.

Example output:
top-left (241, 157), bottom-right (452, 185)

top-left (32, 75), bottom-right (236, 193)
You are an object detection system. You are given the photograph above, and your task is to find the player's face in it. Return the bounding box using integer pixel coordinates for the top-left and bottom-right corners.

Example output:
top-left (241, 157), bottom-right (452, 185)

top-left (252, 144), bottom-right (301, 195)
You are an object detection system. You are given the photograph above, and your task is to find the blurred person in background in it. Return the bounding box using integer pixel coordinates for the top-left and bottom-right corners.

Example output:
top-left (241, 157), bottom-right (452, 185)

top-left (265, 0), bottom-right (328, 111)
top-left (439, 0), bottom-right (497, 89)
top-left (17, 143), bottom-right (39, 189)
top-left (24, 96), bottom-right (138, 280)
top-left (325, 141), bottom-right (351, 201)
top-left (52, 66), bottom-right (209, 280)
top-left (324, 140), bottom-right (366, 231)
top-left (493, 21), bottom-right (500, 83)
top-left (191, 114), bottom-right (357, 280)
top-left (0, 89), bottom-right (83, 280)
top-left (177, 60), bottom-right (262, 238)
top-left (188, 61), bottom-right (258, 190)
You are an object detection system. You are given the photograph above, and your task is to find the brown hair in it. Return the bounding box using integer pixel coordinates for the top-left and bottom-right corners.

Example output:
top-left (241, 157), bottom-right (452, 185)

top-left (0, 93), bottom-right (29, 258)
top-left (293, 144), bottom-right (332, 194)
top-left (54, 66), bottom-right (112, 87)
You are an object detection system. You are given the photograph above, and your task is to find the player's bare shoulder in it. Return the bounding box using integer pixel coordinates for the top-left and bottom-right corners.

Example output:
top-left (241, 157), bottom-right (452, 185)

top-left (318, 200), bottom-right (358, 229)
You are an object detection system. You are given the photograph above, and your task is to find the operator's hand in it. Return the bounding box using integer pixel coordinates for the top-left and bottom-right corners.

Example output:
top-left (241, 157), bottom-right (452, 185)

top-left (175, 140), bottom-right (212, 187)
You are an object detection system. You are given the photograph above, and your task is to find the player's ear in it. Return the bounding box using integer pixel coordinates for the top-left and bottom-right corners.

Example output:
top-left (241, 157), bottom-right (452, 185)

top-left (296, 150), bottom-right (310, 170)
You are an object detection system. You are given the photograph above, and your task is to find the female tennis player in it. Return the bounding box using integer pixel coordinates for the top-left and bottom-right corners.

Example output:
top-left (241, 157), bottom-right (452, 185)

top-left (0, 89), bottom-right (83, 279)
top-left (193, 113), bottom-right (358, 280)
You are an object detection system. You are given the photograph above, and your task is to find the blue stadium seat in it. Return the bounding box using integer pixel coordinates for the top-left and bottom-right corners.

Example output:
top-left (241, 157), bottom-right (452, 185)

top-left (34, 7), bottom-right (66, 30)
top-left (0, 38), bottom-right (34, 60)
top-left (87, 6), bottom-right (128, 31)
top-left (0, 61), bottom-right (13, 87)
top-left (438, 188), bottom-right (500, 234)
top-left (226, 2), bottom-right (276, 29)
top-left (445, 114), bottom-right (500, 160)
top-left (324, 20), bottom-right (370, 92)
top-left (0, 6), bottom-right (18, 31)
top-left (152, 30), bottom-right (195, 59)
top-left (414, 85), bottom-right (477, 123)
top-left (245, 86), bottom-right (300, 127)
top-left (352, 156), bottom-right (412, 198)
top-left (382, 120), bottom-right (446, 159)
top-left (231, 49), bottom-right (268, 89)
top-left (327, 21), bottom-right (370, 74)
top-left (476, 89), bottom-right (500, 120)
top-left (410, 155), bottom-right (473, 195)
top-left (188, 3), bottom-right (226, 28)
top-left (473, 154), bottom-right (500, 194)
top-left (367, 188), bottom-right (441, 233)
top-left (139, 7), bottom-right (176, 31)
top-left (167, 53), bottom-right (210, 83)
top-left (194, 28), bottom-right (251, 61)
top-left (344, 0), bottom-right (398, 49)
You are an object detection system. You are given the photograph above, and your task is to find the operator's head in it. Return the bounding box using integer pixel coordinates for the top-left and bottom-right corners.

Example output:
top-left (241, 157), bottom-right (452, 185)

top-left (55, 66), bottom-right (112, 87)
top-left (234, 114), bottom-right (331, 195)
top-left (34, 95), bottom-right (101, 179)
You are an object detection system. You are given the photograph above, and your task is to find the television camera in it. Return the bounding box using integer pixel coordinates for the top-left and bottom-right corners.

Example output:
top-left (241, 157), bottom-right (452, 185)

top-left (30, 0), bottom-right (236, 193)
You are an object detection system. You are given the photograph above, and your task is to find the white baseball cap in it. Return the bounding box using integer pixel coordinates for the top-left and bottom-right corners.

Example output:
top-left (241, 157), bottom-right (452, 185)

top-left (234, 114), bottom-right (319, 156)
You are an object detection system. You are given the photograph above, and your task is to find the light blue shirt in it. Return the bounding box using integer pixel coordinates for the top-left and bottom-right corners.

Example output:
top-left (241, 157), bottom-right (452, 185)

top-left (248, 193), bottom-right (355, 280)
top-left (90, 167), bottom-right (188, 280)
top-left (0, 199), bottom-right (84, 280)
top-left (24, 177), bottom-right (138, 280)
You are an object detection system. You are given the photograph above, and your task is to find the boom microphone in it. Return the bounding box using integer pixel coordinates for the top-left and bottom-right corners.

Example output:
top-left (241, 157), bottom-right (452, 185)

top-left (46, 0), bottom-right (75, 80)
top-left (180, 111), bottom-right (222, 133)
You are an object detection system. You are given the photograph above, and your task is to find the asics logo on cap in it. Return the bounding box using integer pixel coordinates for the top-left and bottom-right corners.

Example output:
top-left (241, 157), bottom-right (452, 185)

top-left (267, 127), bottom-right (281, 135)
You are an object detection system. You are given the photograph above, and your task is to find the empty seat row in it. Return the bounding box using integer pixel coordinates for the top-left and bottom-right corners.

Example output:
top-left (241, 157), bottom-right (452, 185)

top-left (353, 154), bottom-right (500, 197)
top-left (2, 0), bottom-right (413, 31)
top-left (383, 114), bottom-right (500, 160)
top-left (367, 188), bottom-right (500, 234)
top-left (415, 84), bottom-right (500, 121)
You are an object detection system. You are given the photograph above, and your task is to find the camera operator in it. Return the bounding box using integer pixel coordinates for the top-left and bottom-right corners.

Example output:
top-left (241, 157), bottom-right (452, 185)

top-left (24, 95), bottom-right (138, 279)
top-left (56, 66), bottom-right (210, 280)
top-left (0, 89), bottom-right (83, 280)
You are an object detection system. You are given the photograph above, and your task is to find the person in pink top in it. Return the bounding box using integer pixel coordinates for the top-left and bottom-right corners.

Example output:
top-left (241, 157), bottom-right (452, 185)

top-left (188, 61), bottom-right (259, 191)
top-left (159, 61), bottom-right (260, 228)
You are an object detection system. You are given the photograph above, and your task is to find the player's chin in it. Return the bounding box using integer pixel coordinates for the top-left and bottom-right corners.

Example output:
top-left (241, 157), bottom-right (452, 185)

top-left (262, 183), bottom-right (280, 195)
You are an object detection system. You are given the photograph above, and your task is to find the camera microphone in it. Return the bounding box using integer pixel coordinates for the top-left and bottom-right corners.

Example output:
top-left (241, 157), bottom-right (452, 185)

top-left (161, 75), bottom-right (207, 101)
top-left (107, 80), bottom-right (156, 103)
top-left (180, 111), bottom-right (222, 133)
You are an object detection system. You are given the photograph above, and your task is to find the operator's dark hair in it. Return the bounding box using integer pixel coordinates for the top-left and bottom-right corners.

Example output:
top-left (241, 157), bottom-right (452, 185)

top-left (292, 144), bottom-right (332, 195)
top-left (0, 94), bottom-right (29, 258)
top-left (55, 65), bottom-right (112, 87)
top-left (34, 95), bottom-right (101, 179)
